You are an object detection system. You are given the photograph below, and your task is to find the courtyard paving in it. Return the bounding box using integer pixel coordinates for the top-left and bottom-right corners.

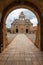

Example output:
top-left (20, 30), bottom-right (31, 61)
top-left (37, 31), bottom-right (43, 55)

top-left (0, 34), bottom-right (43, 65)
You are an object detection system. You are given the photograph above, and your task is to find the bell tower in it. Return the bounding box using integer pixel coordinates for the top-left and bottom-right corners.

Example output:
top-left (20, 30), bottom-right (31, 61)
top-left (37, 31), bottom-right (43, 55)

top-left (19, 12), bottom-right (25, 20)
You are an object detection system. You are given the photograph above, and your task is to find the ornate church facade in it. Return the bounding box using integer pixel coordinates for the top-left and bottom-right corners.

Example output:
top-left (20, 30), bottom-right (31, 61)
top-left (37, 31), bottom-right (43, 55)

top-left (11, 12), bottom-right (33, 33)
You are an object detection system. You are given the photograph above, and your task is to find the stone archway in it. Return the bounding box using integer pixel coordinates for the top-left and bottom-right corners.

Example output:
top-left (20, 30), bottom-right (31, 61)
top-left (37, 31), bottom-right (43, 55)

top-left (1, 0), bottom-right (42, 52)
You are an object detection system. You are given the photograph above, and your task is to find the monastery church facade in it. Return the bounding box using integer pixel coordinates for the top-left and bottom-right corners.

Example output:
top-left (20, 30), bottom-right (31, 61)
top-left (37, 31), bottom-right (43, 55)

top-left (11, 12), bottom-right (33, 33)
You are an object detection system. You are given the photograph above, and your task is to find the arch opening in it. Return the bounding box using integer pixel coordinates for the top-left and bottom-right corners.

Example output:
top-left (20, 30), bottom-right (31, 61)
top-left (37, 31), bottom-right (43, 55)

top-left (1, 2), bottom-right (41, 52)
top-left (5, 8), bottom-right (40, 49)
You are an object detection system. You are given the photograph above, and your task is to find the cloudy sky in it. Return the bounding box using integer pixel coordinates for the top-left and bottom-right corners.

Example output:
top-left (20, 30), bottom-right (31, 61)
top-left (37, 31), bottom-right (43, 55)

top-left (6, 8), bottom-right (38, 28)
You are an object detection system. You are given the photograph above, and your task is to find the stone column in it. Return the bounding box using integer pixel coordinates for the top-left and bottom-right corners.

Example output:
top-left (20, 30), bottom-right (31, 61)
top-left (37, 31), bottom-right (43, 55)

top-left (3, 22), bottom-right (8, 49)
top-left (35, 24), bottom-right (40, 48)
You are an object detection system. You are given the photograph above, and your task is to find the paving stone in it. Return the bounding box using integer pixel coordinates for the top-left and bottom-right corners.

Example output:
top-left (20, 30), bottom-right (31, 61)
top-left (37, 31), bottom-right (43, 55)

top-left (0, 34), bottom-right (43, 65)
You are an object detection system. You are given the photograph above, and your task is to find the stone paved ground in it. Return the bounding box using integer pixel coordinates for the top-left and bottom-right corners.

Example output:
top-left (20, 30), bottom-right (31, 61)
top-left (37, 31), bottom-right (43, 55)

top-left (7, 32), bottom-right (17, 43)
top-left (0, 34), bottom-right (43, 65)
top-left (26, 34), bottom-right (36, 43)
top-left (7, 33), bottom-right (36, 43)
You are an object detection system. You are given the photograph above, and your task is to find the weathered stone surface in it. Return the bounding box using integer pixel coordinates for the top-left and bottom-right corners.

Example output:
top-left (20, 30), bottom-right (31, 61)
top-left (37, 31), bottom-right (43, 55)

top-left (0, 34), bottom-right (43, 65)
top-left (0, 0), bottom-right (43, 52)
top-left (11, 12), bottom-right (33, 33)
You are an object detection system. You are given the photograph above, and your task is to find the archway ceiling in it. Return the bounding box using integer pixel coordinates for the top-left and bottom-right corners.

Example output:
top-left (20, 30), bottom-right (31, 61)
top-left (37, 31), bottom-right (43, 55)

top-left (0, 0), bottom-right (43, 13)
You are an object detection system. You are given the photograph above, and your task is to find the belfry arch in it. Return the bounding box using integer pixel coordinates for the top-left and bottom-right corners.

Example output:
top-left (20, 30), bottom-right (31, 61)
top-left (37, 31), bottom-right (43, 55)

top-left (1, 1), bottom-right (42, 52)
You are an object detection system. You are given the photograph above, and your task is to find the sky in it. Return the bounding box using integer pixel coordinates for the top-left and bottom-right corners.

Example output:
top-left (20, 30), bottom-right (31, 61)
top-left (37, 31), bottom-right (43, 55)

top-left (6, 8), bottom-right (38, 28)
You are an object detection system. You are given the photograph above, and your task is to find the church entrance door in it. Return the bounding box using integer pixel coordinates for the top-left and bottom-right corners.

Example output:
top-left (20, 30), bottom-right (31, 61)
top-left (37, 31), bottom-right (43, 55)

top-left (16, 29), bottom-right (18, 33)
top-left (26, 29), bottom-right (28, 33)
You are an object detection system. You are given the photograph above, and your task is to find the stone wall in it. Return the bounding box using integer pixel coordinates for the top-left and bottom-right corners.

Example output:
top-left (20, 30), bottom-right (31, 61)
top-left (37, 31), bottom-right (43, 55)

top-left (11, 24), bottom-right (33, 33)
top-left (0, 0), bottom-right (43, 52)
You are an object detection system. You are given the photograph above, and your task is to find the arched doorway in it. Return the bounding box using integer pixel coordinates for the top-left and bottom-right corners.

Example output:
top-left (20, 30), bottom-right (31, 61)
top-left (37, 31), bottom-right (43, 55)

top-left (1, 1), bottom-right (42, 52)
top-left (16, 29), bottom-right (18, 33)
top-left (26, 29), bottom-right (28, 33)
